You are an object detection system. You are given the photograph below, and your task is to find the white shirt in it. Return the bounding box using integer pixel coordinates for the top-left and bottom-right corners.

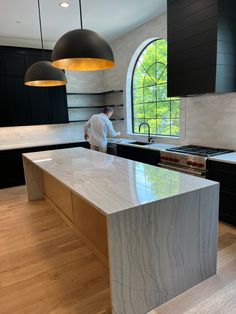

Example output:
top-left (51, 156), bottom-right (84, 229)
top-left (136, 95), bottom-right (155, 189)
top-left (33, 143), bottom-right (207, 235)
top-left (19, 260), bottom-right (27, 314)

top-left (84, 113), bottom-right (119, 147)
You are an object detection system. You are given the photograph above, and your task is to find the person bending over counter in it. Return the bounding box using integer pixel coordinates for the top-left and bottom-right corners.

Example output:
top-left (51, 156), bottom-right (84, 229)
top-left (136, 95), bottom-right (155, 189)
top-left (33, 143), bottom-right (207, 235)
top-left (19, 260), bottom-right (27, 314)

top-left (84, 107), bottom-right (120, 153)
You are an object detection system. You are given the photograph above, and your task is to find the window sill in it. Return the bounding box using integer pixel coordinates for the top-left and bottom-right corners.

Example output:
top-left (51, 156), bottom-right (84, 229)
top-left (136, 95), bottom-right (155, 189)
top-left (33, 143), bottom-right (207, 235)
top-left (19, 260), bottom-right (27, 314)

top-left (126, 133), bottom-right (180, 144)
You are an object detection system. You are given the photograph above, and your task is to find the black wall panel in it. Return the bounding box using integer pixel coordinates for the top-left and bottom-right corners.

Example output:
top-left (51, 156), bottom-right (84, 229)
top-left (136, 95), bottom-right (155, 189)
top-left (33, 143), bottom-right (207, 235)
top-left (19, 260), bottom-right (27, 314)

top-left (167, 0), bottom-right (236, 96)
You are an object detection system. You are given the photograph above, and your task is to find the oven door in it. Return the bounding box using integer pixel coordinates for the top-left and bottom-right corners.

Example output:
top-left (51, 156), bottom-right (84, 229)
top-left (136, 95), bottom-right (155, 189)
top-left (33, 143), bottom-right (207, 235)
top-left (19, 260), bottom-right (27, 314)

top-left (158, 163), bottom-right (206, 177)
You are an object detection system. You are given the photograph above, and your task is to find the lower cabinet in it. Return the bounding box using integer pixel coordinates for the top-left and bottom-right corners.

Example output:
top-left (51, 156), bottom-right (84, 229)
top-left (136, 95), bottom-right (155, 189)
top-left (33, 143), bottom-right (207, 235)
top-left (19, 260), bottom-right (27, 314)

top-left (42, 171), bottom-right (108, 266)
top-left (117, 144), bottom-right (160, 166)
top-left (0, 141), bottom-right (90, 189)
top-left (207, 160), bottom-right (236, 225)
top-left (43, 171), bottom-right (74, 221)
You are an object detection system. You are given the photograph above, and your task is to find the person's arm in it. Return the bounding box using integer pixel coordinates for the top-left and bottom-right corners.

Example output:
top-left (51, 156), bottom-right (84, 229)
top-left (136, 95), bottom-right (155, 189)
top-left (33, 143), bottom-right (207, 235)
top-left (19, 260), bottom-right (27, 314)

top-left (84, 119), bottom-right (91, 140)
top-left (106, 119), bottom-right (120, 137)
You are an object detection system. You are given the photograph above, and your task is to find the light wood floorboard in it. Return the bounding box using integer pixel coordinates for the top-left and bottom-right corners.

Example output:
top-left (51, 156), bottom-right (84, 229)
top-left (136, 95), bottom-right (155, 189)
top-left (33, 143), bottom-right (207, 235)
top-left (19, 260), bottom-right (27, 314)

top-left (1, 186), bottom-right (236, 314)
top-left (0, 186), bottom-right (111, 314)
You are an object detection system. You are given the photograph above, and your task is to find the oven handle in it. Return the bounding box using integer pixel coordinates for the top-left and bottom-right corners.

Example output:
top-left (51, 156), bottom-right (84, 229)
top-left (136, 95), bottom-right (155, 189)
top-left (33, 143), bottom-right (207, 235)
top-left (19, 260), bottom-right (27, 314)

top-left (158, 163), bottom-right (206, 177)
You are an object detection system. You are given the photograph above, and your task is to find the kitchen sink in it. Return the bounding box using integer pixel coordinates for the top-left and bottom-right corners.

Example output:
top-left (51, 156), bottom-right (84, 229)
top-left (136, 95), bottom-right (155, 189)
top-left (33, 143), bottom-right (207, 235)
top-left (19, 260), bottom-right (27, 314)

top-left (129, 141), bottom-right (151, 146)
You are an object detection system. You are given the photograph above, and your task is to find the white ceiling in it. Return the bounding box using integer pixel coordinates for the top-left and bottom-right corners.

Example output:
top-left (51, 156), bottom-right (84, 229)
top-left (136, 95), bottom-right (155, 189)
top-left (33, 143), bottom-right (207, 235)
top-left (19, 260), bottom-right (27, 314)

top-left (0, 0), bottom-right (166, 46)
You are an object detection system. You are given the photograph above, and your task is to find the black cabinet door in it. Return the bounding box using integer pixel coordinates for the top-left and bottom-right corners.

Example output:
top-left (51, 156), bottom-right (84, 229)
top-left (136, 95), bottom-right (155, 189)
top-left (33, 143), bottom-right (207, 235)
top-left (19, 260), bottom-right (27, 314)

top-left (5, 76), bottom-right (31, 126)
top-left (49, 86), bottom-right (68, 123)
top-left (117, 145), bottom-right (160, 166)
top-left (207, 160), bottom-right (236, 225)
top-left (0, 149), bottom-right (25, 188)
top-left (0, 46), bottom-right (68, 127)
top-left (28, 87), bottom-right (51, 124)
top-left (0, 76), bottom-right (8, 125)
top-left (0, 142), bottom-right (89, 189)
top-left (0, 53), bottom-right (26, 76)
top-left (25, 53), bottom-right (52, 124)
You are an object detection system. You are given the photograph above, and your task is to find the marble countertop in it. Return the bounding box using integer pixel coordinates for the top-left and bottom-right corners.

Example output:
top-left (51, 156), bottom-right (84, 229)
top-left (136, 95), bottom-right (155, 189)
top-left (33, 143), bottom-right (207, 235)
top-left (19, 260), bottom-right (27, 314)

top-left (0, 136), bottom-right (176, 152)
top-left (0, 137), bottom-right (86, 151)
top-left (107, 138), bottom-right (176, 151)
top-left (23, 147), bottom-right (218, 216)
top-left (209, 152), bottom-right (236, 165)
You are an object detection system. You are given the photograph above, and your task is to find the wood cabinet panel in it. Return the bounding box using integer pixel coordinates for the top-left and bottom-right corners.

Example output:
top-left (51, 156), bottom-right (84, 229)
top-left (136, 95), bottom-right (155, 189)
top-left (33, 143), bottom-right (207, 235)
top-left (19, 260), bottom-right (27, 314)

top-left (72, 193), bottom-right (108, 264)
top-left (43, 171), bottom-right (74, 222)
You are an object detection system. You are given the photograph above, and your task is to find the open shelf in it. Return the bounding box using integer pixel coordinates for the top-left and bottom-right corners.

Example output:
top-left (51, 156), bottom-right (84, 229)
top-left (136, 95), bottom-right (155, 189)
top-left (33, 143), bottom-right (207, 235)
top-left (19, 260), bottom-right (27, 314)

top-left (68, 104), bottom-right (123, 109)
top-left (67, 90), bottom-right (123, 96)
top-left (67, 90), bottom-right (124, 124)
top-left (69, 118), bottom-right (124, 123)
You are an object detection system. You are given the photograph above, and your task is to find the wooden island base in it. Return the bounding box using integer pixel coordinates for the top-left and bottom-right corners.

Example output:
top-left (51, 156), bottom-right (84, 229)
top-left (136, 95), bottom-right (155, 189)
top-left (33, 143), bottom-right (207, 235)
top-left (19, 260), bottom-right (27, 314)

top-left (42, 171), bottom-right (109, 269)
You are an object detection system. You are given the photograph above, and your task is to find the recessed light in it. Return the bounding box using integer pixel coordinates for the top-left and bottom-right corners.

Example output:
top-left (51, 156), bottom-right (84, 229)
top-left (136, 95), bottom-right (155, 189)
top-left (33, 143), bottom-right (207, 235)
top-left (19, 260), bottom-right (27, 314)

top-left (59, 2), bottom-right (70, 8)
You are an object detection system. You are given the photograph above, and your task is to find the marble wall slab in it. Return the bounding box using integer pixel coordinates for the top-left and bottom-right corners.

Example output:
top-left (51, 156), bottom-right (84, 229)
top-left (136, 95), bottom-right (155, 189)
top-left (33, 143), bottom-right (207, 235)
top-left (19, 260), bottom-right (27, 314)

top-left (107, 185), bottom-right (219, 314)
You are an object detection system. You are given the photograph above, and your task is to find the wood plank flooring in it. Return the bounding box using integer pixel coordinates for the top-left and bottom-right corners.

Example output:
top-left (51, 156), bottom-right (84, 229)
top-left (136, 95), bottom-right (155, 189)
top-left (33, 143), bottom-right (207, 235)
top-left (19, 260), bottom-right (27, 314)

top-left (1, 186), bottom-right (236, 314)
top-left (0, 186), bottom-right (111, 314)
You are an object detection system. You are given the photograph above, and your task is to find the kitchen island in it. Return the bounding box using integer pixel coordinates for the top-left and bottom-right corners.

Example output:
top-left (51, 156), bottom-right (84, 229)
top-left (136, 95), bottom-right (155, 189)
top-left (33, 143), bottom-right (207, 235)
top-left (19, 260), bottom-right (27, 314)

top-left (23, 147), bottom-right (219, 314)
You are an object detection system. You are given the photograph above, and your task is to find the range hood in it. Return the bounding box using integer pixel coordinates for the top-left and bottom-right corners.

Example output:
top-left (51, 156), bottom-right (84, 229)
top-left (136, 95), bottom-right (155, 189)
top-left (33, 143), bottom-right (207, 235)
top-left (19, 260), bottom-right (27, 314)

top-left (167, 0), bottom-right (236, 97)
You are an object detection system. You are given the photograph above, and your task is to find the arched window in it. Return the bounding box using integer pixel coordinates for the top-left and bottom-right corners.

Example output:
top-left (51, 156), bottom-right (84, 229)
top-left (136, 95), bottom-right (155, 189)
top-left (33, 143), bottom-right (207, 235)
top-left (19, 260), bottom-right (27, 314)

top-left (131, 39), bottom-right (180, 136)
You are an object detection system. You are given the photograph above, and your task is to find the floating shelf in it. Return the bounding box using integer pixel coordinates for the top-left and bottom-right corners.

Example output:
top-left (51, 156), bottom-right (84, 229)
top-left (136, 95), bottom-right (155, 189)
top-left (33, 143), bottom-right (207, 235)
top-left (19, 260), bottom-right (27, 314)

top-left (69, 118), bottom-right (124, 123)
top-left (68, 104), bottom-right (123, 109)
top-left (67, 90), bottom-right (123, 96)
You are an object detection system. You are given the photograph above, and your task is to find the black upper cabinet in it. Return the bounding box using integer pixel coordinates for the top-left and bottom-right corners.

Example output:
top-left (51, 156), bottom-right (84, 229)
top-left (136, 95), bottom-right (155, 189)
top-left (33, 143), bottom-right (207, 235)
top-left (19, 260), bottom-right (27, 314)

top-left (0, 53), bottom-right (26, 76)
top-left (28, 87), bottom-right (51, 124)
top-left (0, 46), bottom-right (68, 127)
top-left (167, 0), bottom-right (236, 96)
top-left (49, 87), bottom-right (69, 124)
top-left (5, 76), bottom-right (31, 126)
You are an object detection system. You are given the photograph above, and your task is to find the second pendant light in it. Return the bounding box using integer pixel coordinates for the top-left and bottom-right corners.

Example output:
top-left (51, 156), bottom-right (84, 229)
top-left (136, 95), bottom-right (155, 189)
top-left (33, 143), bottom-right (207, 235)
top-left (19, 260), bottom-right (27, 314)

top-left (52, 0), bottom-right (115, 71)
top-left (24, 0), bottom-right (67, 87)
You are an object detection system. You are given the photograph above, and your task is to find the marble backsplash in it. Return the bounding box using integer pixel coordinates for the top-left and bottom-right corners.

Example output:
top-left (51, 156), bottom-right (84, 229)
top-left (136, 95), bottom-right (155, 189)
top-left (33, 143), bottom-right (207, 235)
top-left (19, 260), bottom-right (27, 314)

top-left (181, 93), bottom-right (236, 150)
top-left (0, 120), bottom-right (125, 149)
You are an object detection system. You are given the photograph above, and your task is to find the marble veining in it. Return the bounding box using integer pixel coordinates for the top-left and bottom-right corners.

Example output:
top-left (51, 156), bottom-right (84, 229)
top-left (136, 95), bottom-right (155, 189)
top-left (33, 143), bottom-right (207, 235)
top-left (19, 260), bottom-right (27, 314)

top-left (107, 184), bottom-right (219, 313)
top-left (209, 152), bottom-right (236, 165)
top-left (23, 147), bottom-right (217, 216)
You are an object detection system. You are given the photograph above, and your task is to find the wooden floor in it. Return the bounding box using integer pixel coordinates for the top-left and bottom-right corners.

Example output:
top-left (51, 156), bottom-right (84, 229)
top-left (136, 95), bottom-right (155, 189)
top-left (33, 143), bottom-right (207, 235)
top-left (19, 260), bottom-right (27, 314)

top-left (1, 187), bottom-right (236, 314)
top-left (0, 186), bottom-right (111, 314)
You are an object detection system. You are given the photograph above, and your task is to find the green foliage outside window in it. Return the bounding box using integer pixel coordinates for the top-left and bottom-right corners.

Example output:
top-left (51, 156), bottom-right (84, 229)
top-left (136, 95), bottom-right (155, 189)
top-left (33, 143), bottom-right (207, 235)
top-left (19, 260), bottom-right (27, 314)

top-left (132, 39), bottom-right (180, 136)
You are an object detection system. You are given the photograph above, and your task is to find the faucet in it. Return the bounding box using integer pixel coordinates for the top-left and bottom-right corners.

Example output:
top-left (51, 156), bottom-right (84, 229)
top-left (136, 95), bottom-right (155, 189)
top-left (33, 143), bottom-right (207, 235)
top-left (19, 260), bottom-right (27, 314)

top-left (139, 123), bottom-right (151, 142)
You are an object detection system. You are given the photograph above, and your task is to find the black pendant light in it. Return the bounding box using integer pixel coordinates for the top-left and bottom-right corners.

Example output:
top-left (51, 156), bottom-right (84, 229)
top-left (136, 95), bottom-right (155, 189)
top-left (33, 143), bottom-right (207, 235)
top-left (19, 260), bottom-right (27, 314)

top-left (24, 0), bottom-right (67, 87)
top-left (51, 0), bottom-right (115, 71)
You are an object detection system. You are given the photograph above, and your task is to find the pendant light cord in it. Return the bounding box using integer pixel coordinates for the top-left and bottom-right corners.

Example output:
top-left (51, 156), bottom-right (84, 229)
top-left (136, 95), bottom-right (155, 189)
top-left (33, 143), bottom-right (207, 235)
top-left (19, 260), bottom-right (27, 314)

top-left (79, 0), bottom-right (83, 29)
top-left (37, 0), bottom-right (45, 60)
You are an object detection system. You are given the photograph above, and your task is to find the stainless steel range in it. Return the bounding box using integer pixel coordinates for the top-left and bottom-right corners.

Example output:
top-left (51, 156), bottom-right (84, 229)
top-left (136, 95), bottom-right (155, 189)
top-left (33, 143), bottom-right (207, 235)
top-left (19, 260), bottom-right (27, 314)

top-left (159, 145), bottom-right (233, 177)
